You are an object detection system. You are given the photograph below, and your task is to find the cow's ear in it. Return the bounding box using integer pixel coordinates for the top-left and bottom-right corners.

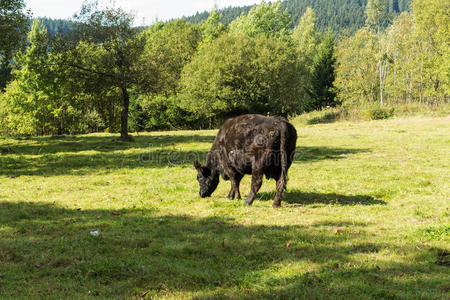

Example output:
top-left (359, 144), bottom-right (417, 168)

top-left (194, 160), bottom-right (201, 170)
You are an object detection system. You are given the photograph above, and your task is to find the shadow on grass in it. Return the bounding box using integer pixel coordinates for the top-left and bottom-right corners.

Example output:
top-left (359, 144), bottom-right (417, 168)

top-left (258, 190), bottom-right (386, 206)
top-left (0, 133), bottom-right (369, 176)
top-left (306, 111), bottom-right (341, 125)
top-left (0, 201), bottom-right (446, 299)
top-left (292, 146), bottom-right (368, 163)
top-left (0, 134), bottom-right (216, 155)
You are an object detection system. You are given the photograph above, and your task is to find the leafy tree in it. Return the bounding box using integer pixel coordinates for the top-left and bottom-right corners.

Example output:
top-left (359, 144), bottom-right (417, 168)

top-left (292, 7), bottom-right (319, 109)
top-left (140, 19), bottom-right (201, 97)
top-left (383, 12), bottom-right (424, 103)
top-left (0, 0), bottom-right (31, 89)
top-left (292, 7), bottom-right (317, 62)
top-left (306, 32), bottom-right (337, 110)
top-left (366, 0), bottom-right (389, 105)
top-left (54, 1), bottom-right (144, 139)
top-left (180, 32), bottom-right (302, 118)
top-left (334, 28), bottom-right (379, 105)
top-left (411, 0), bottom-right (449, 100)
top-left (0, 20), bottom-right (88, 135)
top-left (230, 1), bottom-right (292, 39)
top-left (200, 9), bottom-right (227, 45)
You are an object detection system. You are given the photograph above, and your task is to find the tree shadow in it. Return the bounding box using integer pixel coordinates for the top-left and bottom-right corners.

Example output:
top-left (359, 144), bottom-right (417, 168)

top-left (292, 146), bottom-right (369, 163)
top-left (0, 134), bottom-right (216, 155)
top-left (306, 111), bottom-right (341, 125)
top-left (0, 133), bottom-right (369, 177)
top-left (258, 190), bottom-right (386, 206)
top-left (0, 201), bottom-right (445, 299)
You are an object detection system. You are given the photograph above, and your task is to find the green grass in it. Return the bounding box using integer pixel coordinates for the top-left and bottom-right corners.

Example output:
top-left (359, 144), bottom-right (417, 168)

top-left (0, 116), bottom-right (449, 299)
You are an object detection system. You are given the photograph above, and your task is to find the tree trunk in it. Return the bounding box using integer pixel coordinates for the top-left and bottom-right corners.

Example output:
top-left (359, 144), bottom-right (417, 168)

top-left (377, 24), bottom-right (384, 106)
top-left (120, 86), bottom-right (130, 139)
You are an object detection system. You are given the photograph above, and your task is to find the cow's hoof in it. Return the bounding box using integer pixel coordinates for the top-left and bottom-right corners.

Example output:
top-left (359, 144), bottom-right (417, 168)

top-left (272, 203), bottom-right (281, 208)
top-left (244, 201), bottom-right (252, 206)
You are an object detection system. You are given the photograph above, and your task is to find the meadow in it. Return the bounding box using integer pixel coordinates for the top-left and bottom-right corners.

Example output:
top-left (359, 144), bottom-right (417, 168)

top-left (0, 116), bottom-right (448, 299)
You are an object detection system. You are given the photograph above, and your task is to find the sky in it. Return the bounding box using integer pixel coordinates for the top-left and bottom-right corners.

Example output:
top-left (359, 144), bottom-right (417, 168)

top-left (26, 0), bottom-right (261, 25)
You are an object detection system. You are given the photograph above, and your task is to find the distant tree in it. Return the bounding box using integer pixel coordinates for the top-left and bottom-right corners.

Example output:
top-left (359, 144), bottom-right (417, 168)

top-left (411, 0), bottom-right (449, 100)
top-left (334, 28), bottom-right (379, 105)
top-left (366, 0), bottom-right (389, 105)
top-left (230, 0), bottom-right (292, 39)
top-left (306, 32), bottom-right (337, 110)
top-left (180, 33), bottom-right (302, 118)
top-left (200, 9), bottom-right (227, 45)
top-left (0, 20), bottom-right (76, 135)
top-left (54, 1), bottom-right (144, 139)
top-left (185, 0), bottom-right (413, 34)
top-left (0, 0), bottom-right (31, 89)
top-left (140, 19), bottom-right (202, 97)
top-left (292, 7), bottom-right (319, 109)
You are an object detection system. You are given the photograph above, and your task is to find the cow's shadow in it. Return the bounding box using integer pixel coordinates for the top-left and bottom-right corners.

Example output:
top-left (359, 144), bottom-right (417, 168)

top-left (257, 190), bottom-right (386, 206)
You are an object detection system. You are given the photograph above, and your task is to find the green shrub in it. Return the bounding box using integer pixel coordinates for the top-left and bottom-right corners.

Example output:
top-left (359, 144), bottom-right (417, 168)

top-left (366, 107), bottom-right (395, 120)
top-left (129, 95), bottom-right (207, 131)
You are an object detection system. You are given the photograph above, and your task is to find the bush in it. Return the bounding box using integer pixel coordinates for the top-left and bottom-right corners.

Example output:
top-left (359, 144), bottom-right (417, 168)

top-left (129, 95), bottom-right (207, 131)
top-left (366, 107), bottom-right (395, 120)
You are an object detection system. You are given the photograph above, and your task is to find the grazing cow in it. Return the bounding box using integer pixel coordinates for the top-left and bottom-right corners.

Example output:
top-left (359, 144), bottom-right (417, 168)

top-left (194, 114), bottom-right (297, 207)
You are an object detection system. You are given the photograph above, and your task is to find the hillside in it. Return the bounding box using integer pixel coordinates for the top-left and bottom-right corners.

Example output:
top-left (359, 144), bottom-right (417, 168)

top-left (185, 0), bottom-right (413, 33)
top-left (38, 0), bottom-right (413, 36)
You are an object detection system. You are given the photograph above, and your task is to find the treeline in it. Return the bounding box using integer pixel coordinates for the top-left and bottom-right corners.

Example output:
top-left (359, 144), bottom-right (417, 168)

top-left (185, 0), bottom-right (413, 33)
top-left (0, 0), bottom-right (448, 138)
top-left (36, 18), bottom-right (75, 36)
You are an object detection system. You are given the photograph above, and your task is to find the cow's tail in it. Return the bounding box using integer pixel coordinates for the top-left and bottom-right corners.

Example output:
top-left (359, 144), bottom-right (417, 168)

top-left (278, 121), bottom-right (288, 192)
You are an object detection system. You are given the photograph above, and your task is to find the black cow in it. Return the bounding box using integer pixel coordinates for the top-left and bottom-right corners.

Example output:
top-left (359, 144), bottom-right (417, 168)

top-left (194, 114), bottom-right (297, 207)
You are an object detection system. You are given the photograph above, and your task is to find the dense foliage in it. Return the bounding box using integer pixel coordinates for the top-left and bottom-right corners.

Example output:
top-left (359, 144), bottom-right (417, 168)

top-left (0, 0), bottom-right (30, 89)
top-left (0, 0), bottom-right (448, 136)
top-left (185, 0), bottom-right (413, 33)
top-left (334, 0), bottom-right (449, 105)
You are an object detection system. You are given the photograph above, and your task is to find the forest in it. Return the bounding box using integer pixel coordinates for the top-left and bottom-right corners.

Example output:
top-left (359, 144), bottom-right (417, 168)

top-left (185, 0), bottom-right (413, 33)
top-left (0, 0), bottom-right (448, 138)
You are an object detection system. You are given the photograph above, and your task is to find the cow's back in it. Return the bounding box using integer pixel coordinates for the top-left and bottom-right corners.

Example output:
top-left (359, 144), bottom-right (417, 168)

top-left (212, 114), bottom-right (297, 177)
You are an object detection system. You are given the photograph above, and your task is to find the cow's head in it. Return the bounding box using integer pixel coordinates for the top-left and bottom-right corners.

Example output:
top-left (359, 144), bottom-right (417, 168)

top-left (194, 160), bottom-right (219, 198)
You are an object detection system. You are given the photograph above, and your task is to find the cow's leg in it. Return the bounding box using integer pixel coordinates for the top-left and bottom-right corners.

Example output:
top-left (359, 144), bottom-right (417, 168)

top-left (227, 188), bottom-right (235, 199)
top-left (272, 175), bottom-right (285, 208)
top-left (244, 170), bottom-right (263, 206)
top-left (227, 173), bottom-right (243, 200)
top-left (233, 173), bottom-right (243, 200)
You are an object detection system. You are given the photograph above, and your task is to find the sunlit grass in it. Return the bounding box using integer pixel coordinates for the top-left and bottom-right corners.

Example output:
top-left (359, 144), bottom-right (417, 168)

top-left (0, 116), bottom-right (448, 299)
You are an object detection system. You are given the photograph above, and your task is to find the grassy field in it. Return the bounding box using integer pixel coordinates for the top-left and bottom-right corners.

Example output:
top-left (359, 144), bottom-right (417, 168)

top-left (0, 116), bottom-right (449, 299)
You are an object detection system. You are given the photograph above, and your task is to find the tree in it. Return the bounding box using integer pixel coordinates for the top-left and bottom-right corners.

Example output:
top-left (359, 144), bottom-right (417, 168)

top-left (140, 19), bottom-right (202, 97)
top-left (306, 32), bottom-right (337, 110)
top-left (384, 12), bottom-right (420, 103)
top-left (411, 0), bottom-right (449, 101)
top-left (0, 0), bottom-right (31, 89)
top-left (0, 20), bottom-right (78, 135)
top-left (334, 28), bottom-right (379, 105)
top-left (200, 9), bottom-right (227, 45)
top-left (180, 33), bottom-right (302, 118)
top-left (230, 1), bottom-right (292, 39)
top-left (55, 1), bottom-right (144, 139)
top-left (366, 0), bottom-right (389, 105)
top-left (292, 7), bottom-right (319, 109)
